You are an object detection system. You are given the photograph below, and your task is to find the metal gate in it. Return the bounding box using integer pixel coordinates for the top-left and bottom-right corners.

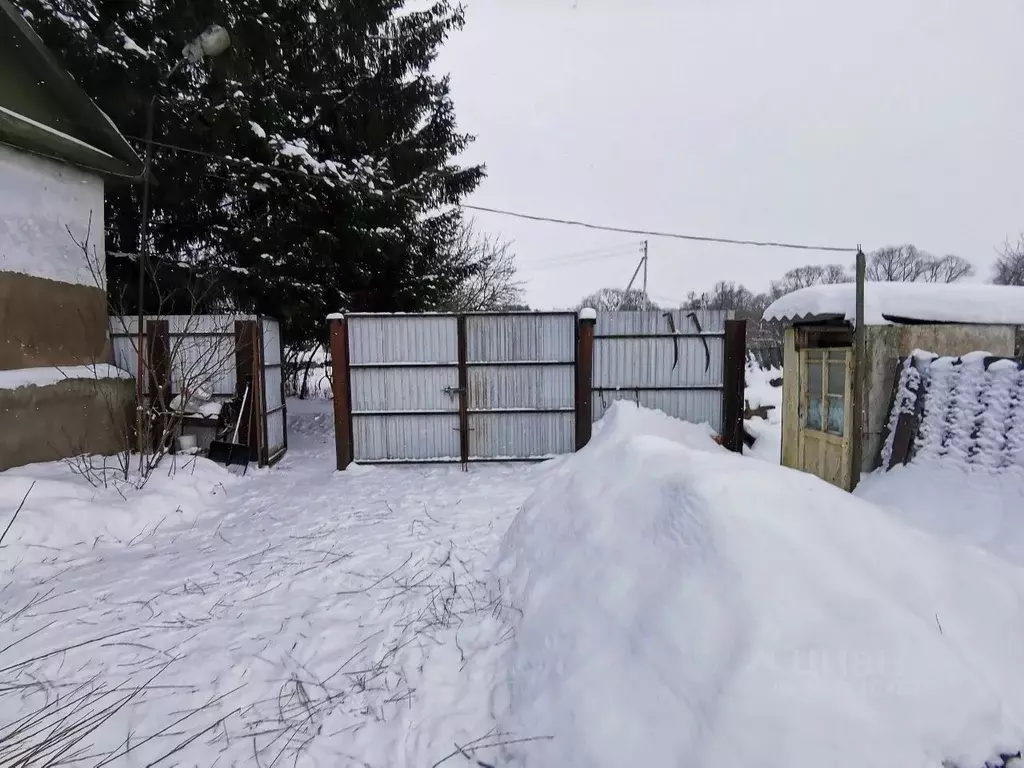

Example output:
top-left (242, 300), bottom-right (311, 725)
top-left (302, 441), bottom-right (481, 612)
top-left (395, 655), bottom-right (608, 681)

top-left (344, 312), bottom-right (577, 463)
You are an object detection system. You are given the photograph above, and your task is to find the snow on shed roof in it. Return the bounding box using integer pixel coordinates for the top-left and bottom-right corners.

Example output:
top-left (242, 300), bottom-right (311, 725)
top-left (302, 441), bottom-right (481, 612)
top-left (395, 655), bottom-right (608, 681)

top-left (763, 282), bottom-right (1024, 326)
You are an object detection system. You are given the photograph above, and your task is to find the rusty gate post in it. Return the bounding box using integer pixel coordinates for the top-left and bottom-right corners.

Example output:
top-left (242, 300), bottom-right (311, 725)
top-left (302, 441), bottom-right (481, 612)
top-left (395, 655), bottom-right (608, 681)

top-left (721, 318), bottom-right (747, 453)
top-left (328, 314), bottom-right (353, 470)
top-left (575, 308), bottom-right (597, 450)
top-left (145, 319), bottom-right (170, 453)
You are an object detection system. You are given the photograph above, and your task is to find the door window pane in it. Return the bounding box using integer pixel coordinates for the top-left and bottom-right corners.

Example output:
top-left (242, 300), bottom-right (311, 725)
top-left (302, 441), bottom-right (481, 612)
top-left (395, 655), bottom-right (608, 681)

top-left (826, 396), bottom-right (845, 435)
top-left (807, 360), bottom-right (823, 397)
top-left (828, 361), bottom-right (846, 396)
top-left (807, 396), bottom-right (824, 431)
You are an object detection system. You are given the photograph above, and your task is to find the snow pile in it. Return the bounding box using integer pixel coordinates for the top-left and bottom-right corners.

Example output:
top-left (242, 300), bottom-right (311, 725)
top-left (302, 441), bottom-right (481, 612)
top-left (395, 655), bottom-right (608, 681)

top-left (0, 455), bottom-right (236, 552)
top-left (745, 357), bottom-right (782, 462)
top-left (0, 363), bottom-right (130, 390)
top-left (487, 401), bottom-right (1024, 768)
top-left (859, 351), bottom-right (1024, 562)
top-left (763, 282), bottom-right (1024, 326)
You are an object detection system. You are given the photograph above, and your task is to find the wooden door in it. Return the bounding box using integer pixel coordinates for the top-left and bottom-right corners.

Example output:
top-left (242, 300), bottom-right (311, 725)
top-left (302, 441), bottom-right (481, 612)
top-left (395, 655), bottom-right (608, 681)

top-left (797, 347), bottom-right (854, 490)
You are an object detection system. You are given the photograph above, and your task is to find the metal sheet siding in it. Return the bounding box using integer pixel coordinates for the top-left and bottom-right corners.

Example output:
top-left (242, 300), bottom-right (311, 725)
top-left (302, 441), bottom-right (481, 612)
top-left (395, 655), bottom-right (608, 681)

top-left (593, 336), bottom-right (724, 389)
top-left (465, 313), bottom-right (575, 363)
top-left (267, 410), bottom-right (286, 458)
top-left (594, 309), bottom-right (727, 335)
top-left (464, 313), bottom-right (576, 459)
top-left (469, 412), bottom-right (574, 459)
top-left (261, 318), bottom-right (282, 366)
top-left (353, 414), bottom-right (460, 462)
top-left (347, 315), bottom-right (461, 461)
top-left (351, 366), bottom-right (459, 413)
top-left (591, 310), bottom-right (728, 430)
top-left (348, 315), bottom-right (456, 365)
top-left (467, 365), bottom-right (574, 411)
top-left (169, 333), bottom-right (237, 396)
top-left (263, 366), bottom-right (284, 410)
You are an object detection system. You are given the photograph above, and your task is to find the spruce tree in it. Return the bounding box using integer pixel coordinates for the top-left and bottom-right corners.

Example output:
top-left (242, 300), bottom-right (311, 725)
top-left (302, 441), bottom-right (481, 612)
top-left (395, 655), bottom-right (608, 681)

top-left (14, 0), bottom-right (484, 345)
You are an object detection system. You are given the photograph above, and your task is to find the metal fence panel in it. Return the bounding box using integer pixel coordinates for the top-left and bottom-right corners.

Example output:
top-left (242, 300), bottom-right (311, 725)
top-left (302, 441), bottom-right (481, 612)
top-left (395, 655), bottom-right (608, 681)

top-left (468, 412), bottom-right (575, 459)
top-left (466, 313), bottom-right (576, 363)
top-left (347, 314), bottom-right (461, 461)
top-left (348, 314), bottom-right (457, 365)
top-left (466, 313), bottom-right (576, 460)
top-left (350, 367), bottom-right (459, 413)
top-left (593, 336), bottom-right (724, 389)
top-left (467, 365), bottom-right (574, 411)
top-left (592, 310), bottom-right (729, 432)
top-left (353, 413), bottom-right (461, 462)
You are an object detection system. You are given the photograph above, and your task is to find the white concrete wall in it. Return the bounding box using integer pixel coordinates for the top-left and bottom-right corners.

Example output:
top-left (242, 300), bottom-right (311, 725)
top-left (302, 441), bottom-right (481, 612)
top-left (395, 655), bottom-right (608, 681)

top-left (0, 143), bottom-right (105, 288)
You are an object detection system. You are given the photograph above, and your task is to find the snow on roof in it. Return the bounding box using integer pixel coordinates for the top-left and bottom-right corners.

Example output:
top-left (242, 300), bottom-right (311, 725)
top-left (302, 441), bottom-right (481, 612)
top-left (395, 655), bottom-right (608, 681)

top-left (763, 282), bottom-right (1024, 326)
top-left (0, 105), bottom-right (114, 161)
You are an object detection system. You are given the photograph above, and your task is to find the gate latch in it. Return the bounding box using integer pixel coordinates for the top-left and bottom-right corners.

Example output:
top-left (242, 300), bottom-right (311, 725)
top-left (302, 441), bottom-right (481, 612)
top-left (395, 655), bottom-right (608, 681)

top-left (442, 386), bottom-right (464, 400)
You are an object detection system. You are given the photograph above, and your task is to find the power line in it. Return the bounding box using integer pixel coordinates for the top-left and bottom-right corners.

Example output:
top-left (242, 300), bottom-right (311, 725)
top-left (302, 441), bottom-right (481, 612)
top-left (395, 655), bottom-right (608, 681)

top-left (462, 203), bottom-right (858, 254)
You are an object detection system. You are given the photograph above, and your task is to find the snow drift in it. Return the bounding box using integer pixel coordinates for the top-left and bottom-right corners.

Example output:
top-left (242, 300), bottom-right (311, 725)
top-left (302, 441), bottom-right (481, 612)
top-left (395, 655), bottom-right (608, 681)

top-left (488, 401), bottom-right (1024, 768)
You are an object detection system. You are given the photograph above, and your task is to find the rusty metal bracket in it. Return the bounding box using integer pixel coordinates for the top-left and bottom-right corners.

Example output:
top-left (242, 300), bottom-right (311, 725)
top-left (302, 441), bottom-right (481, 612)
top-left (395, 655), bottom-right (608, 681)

top-left (661, 311), bottom-right (712, 373)
top-left (686, 312), bottom-right (712, 373)
top-left (662, 312), bottom-right (681, 371)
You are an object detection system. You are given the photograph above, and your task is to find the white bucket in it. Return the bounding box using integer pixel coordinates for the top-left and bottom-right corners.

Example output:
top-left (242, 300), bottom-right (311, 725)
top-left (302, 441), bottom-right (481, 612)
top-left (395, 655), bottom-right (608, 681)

top-left (177, 434), bottom-right (198, 453)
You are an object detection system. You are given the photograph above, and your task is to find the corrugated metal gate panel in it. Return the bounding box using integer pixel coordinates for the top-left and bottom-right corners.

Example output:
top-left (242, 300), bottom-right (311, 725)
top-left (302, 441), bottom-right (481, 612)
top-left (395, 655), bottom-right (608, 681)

top-left (347, 314), bottom-right (460, 462)
top-left (351, 367), bottom-right (459, 413)
top-left (466, 313), bottom-right (576, 460)
top-left (348, 314), bottom-right (457, 365)
top-left (592, 310), bottom-right (729, 432)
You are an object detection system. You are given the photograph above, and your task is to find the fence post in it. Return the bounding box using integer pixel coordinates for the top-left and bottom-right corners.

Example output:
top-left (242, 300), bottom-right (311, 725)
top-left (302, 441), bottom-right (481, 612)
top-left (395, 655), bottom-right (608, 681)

top-left (721, 319), bottom-right (747, 453)
top-left (456, 314), bottom-right (470, 468)
top-left (145, 319), bottom-right (170, 453)
top-left (575, 308), bottom-right (597, 451)
top-left (328, 314), bottom-right (353, 470)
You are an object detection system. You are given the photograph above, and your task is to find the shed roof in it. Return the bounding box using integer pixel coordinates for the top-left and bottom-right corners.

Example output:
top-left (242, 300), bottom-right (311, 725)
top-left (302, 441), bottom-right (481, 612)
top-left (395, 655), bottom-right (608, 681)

top-left (0, 0), bottom-right (142, 179)
top-left (763, 282), bottom-right (1024, 327)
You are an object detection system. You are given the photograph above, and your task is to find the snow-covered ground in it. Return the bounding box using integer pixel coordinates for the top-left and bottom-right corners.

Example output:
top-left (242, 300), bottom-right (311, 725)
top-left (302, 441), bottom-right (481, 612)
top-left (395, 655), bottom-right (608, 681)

top-left (4, 395), bottom-right (1024, 767)
top-left (0, 401), bottom-right (543, 766)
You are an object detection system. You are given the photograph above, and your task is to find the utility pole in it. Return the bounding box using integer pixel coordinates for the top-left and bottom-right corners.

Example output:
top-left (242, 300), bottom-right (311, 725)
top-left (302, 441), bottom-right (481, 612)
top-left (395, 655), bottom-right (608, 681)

top-left (641, 240), bottom-right (648, 300)
top-left (851, 246), bottom-right (867, 492)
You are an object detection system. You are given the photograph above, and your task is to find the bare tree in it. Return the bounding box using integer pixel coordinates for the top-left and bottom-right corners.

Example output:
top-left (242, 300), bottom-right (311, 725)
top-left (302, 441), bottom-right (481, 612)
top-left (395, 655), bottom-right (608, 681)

top-left (70, 221), bottom-right (238, 489)
top-left (577, 287), bottom-right (659, 311)
top-left (866, 245), bottom-right (928, 282)
top-left (865, 245), bottom-right (974, 283)
top-left (993, 236), bottom-right (1024, 286)
top-left (917, 254), bottom-right (975, 283)
top-left (769, 263), bottom-right (851, 299)
top-left (442, 220), bottom-right (524, 311)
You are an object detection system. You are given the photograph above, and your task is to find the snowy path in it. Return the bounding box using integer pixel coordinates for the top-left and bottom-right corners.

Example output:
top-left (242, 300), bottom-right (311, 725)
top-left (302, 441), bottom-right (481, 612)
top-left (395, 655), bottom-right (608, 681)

top-left (0, 407), bottom-right (541, 766)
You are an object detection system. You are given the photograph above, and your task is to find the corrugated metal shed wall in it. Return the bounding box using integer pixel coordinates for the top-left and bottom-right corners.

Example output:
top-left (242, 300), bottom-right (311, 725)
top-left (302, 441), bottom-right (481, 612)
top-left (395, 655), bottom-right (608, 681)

top-left (261, 318), bottom-right (286, 461)
top-left (592, 309), bottom-right (729, 432)
top-left (110, 315), bottom-right (249, 397)
top-left (347, 314), bottom-right (460, 462)
top-left (465, 313), bottom-right (576, 459)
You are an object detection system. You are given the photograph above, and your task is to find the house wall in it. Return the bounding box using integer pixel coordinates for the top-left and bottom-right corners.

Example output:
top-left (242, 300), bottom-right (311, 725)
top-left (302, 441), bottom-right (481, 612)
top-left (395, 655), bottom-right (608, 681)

top-left (0, 143), bottom-right (110, 370)
top-left (861, 324), bottom-right (1016, 472)
top-left (0, 377), bottom-right (134, 472)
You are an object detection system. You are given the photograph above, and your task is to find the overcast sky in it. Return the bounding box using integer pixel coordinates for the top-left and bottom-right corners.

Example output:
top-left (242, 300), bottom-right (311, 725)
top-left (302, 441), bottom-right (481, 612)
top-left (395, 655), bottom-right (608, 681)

top-left (436, 0), bottom-right (1024, 309)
